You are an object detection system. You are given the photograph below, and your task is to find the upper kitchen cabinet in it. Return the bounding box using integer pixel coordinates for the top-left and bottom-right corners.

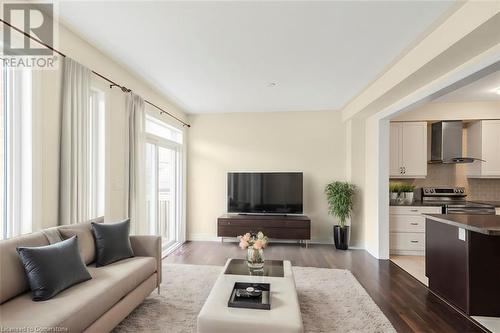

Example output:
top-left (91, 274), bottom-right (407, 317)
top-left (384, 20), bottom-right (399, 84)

top-left (390, 122), bottom-right (427, 178)
top-left (467, 120), bottom-right (500, 178)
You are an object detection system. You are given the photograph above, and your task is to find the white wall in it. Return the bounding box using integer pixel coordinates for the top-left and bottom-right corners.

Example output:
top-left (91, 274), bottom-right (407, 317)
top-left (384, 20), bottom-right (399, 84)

top-left (359, 116), bottom-right (391, 258)
top-left (34, 22), bottom-right (187, 229)
top-left (346, 117), bottom-right (366, 248)
top-left (393, 101), bottom-right (500, 121)
top-left (186, 111), bottom-right (361, 245)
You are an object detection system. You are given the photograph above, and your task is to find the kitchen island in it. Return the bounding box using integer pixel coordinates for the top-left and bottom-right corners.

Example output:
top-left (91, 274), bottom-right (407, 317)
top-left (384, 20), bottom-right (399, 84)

top-left (423, 214), bottom-right (500, 317)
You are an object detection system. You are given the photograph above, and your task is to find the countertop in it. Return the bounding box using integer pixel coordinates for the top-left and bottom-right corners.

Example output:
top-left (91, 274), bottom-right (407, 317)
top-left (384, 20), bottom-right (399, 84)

top-left (469, 200), bottom-right (500, 208)
top-left (390, 200), bottom-right (500, 207)
top-left (423, 214), bottom-right (500, 236)
top-left (390, 200), bottom-right (442, 207)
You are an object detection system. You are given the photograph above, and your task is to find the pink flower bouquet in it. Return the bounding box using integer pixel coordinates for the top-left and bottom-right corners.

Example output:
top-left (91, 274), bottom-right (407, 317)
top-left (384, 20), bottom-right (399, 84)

top-left (238, 232), bottom-right (268, 269)
top-left (238, 231), bottom-right (268, 250)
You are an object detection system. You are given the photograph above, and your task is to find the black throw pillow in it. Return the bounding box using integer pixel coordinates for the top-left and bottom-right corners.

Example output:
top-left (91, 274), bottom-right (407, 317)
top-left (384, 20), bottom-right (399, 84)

top-left (91, 219), bottom-right (134, 267)
top-left (17, 236), bottom-right (92, 301)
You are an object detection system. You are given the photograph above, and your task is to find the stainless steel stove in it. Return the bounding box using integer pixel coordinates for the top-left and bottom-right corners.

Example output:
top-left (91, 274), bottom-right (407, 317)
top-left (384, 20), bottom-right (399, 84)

top-left (421, 186), bottom-right (495, 215)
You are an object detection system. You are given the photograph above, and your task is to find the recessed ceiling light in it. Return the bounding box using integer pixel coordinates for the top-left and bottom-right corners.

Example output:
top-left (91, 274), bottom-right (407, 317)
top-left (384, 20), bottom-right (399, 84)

top-left (495, 87), bottom-right (500, 95)
top-left (267, 82), bottom-right (277, 87)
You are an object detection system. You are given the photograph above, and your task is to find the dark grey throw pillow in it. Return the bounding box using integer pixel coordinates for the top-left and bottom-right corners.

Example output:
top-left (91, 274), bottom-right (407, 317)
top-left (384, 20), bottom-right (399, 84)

top-left (17, 236), bottom-right (92, 301)
top-left (91, 219), bottom-right (134, 267)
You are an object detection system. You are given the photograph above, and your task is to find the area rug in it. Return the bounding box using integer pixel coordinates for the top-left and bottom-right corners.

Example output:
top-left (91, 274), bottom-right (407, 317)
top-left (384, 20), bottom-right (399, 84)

top-left (114, 264), bottom-right (395, 333)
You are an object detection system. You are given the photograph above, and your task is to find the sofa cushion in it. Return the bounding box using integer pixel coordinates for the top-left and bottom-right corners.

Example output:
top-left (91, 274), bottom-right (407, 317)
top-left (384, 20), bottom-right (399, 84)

top-left (41, 227), bottom-right (63, 244)
top-left (92, 219), bottom-right (134, 266)
top-left (17, 236), bottom-right (92, 301)
top-left (0, 232), bottom-right (50, 304)
top-left (0, 256), bottom-right (156, 332)
top-left (58, 218), bottom-right (103, 264)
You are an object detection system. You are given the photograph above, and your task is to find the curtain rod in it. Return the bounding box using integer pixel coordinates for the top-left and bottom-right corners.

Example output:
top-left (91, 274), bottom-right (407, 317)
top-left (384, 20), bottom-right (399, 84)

top-left (0, 19), bottom-right (191, 128)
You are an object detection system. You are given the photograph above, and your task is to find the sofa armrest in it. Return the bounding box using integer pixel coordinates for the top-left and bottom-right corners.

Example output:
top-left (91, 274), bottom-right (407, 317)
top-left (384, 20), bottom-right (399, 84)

top-left (130, 235), bottom-right (162, 287)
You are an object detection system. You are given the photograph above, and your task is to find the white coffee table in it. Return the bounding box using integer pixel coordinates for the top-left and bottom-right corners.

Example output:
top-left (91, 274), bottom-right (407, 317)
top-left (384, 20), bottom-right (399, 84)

top-left (197, 259), bottom-right (303, 333)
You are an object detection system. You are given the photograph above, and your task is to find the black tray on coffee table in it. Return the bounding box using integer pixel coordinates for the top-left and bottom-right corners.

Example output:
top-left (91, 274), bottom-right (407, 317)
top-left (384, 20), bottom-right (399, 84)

top-left (228, 282), bottom-right (271, 310)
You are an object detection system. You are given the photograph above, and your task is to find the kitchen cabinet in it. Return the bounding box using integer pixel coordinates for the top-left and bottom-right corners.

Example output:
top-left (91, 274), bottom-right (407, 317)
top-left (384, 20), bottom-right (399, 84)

top-left (389, 206), bottom-right (441, 255)
top-left (390, 122), bottom-right (427, 178)
top-left (425, 216), bottom-right (500, 316)
top-left (467, 120), bottom-right (500, 178)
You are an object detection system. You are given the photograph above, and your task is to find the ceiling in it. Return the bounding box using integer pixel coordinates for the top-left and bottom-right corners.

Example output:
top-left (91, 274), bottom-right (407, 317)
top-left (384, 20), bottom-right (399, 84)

top-left (435, 70), bottom-right (500, 102)
top-left (59, 1), bottom-right (455, 114)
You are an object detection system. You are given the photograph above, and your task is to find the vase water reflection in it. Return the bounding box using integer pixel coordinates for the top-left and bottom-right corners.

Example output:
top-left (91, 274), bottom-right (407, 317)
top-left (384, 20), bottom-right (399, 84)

top-left (246, 247), bottom-right (264, 269)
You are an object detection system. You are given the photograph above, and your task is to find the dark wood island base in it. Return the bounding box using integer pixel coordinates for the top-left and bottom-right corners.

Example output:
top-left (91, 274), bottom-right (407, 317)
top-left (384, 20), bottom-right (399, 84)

top-left (425, 214), bottom-right (500, 317)
top-left (217, 214), bottom-right (311, 247)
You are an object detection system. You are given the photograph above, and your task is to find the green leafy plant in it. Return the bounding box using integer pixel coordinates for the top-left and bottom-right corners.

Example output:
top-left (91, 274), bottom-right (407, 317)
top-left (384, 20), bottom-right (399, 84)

top-left (325, 181), bottom-right (356, 228)
top-left (400, 184), bottom-right (415, 193)
top-left (389, 182), bottom-right (415, 193)
top-left (389, 182), bottom-right (401, 193)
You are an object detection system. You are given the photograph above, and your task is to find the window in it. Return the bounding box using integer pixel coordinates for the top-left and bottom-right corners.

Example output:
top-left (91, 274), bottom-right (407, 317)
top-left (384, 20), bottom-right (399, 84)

top-left (0, 69), bottom-right (105, 238)
top-left (145, 116), bottom-right (183, 144)
top-left (88, 88), bottom-right (105, 219)
top-left (1, 65), bottom-right (33, 239)
top-left (144, 115), bottom-right (183, 252)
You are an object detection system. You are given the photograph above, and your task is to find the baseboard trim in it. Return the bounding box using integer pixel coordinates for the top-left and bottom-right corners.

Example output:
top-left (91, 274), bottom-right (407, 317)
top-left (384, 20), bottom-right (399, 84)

top-left (187, 233), bottom-right (220, 242)
top-left (390, 250), bottom-right (425, 256)
top-left (187, 234), bottom-right (364, 249)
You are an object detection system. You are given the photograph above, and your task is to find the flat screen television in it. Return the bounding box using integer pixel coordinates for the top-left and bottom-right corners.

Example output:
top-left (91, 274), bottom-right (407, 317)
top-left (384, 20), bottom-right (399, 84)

top-left (227, 172), bottom-right (303, 214)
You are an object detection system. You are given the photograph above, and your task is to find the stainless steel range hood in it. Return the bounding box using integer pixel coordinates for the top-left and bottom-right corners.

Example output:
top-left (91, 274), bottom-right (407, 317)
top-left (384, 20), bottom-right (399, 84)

top-left (430, 121), bottom-right (484, 164)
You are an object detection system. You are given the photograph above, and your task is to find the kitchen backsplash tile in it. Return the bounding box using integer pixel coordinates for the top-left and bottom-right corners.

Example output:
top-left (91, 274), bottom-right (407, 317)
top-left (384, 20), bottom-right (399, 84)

top-left (391, 164), bottom-right (500, 201)
top-left (468, 179), bottom-right (500, 201)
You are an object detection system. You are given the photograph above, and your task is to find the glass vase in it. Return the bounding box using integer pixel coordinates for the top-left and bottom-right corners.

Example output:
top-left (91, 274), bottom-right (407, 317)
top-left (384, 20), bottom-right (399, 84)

top-left (246, 247), bottom-right (264, 269)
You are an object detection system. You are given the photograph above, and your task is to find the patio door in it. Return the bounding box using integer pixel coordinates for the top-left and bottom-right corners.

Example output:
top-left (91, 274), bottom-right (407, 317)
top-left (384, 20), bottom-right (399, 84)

top-left (144, 116), bottom-right (183, 252)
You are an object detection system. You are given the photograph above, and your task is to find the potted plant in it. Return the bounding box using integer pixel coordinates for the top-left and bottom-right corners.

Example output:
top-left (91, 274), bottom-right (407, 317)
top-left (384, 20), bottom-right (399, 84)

top-left (389, 182), bottom-right (400, 202)
top-left (401, 184), bottom-right (415, 203)
top-left (325, 181), bottom-right (356, 250)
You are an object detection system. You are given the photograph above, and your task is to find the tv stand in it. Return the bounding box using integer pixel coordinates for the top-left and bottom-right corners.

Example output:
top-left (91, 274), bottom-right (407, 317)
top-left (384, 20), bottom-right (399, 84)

top-left (217, 214), bottom-right (311, 247)
top-left (237, 213), bottom-right (290, 217)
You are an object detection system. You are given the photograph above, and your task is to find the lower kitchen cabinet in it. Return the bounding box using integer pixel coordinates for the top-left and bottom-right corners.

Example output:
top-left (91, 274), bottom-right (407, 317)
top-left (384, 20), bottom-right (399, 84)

top-left (390, 206), bottom-right (442, 255)
top-left (390, 232), bottom-right (425, 253)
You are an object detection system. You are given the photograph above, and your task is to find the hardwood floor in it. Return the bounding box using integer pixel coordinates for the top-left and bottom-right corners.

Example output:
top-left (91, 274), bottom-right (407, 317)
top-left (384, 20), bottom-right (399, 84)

top-left (165, 241), bottom-right (486, 333)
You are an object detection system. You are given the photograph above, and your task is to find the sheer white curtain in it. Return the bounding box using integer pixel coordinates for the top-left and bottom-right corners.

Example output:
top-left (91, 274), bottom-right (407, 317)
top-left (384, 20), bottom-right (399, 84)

top-left (125, 92), bottom-right (146, 234)
top-left (59, 58), bottom-right (91, 225)
top-left (3, 68), bottom-right (33, 238)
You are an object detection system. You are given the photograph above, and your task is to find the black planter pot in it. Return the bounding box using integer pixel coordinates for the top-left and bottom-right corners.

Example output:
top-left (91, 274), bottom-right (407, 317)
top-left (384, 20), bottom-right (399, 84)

top-left (333, 225), bottom-right (349, 250)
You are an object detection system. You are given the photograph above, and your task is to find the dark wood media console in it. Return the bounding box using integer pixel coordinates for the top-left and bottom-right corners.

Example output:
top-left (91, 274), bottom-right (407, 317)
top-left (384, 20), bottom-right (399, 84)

top-left (217, 214), bottom-right (311, 246)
